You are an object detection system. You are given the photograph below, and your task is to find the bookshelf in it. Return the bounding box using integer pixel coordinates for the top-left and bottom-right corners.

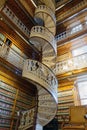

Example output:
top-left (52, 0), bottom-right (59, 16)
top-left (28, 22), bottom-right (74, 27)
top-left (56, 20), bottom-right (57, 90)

top-left (57, 89), bottom-right (74, 123)
top-left (0, 80), bottom-right (36, 130)
top-left (0, 81), bottom-right (16, 130)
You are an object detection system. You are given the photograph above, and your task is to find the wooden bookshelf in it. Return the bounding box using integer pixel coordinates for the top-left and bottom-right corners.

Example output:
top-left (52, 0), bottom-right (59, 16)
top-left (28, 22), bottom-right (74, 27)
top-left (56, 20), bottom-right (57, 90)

top-left (57, 88), bottom-right (75, 123)
top-left (0, 80), bottom-right (36, 130)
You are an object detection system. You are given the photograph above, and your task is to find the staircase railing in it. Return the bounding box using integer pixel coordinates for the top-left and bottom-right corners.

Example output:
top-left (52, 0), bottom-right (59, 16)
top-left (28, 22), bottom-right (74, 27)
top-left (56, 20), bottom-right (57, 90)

top-left (30, 26), bottom-right (57, 54)
top-left (35, 5), bottom-right (56, 23)
top-left (23, 59), bottom-right (58, 102)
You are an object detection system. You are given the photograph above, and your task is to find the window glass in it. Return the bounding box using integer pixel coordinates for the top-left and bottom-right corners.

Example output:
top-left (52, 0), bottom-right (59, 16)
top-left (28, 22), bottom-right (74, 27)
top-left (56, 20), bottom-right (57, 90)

top-left (78, 81), bottom-right (87, 105)
top-left (72, 45), bottom-right (87, 56)
top-left (71, 24), bottom-right (82, 34)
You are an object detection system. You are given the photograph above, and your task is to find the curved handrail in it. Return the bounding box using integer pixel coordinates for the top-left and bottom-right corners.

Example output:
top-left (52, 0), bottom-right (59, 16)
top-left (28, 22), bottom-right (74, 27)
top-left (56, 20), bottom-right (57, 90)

top-left (30, 26), bottom-right (57, 54)
top-left (22, 59), bottom-right (58, 103)
top-left (35, 5), bottom-right (56, 24)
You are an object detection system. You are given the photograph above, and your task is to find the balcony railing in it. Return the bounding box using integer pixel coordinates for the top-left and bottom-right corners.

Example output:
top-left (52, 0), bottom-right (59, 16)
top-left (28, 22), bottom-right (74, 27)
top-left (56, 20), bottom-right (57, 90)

top-left (56, 21), bottom-right (87, 42)
top-left (55, 53), bottom-right (87, 75)
top-left (2, 5), bottom-right (30, 37)
top-left (56, 0), bottom-right (87, 21)
top-left (0, 42), bottom-right (25, 70)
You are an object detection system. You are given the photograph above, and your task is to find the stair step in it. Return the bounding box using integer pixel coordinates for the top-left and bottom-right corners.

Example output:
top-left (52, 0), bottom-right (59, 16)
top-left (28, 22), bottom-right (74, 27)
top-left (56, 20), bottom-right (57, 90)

top-left (38, 96), bottom-right (52, 100)
top-left (44, 14), bottom-right (51, 24)
top-left (38, 99), bottom-right (53, 102)
top-left (38, 111), bottom-right (54, 116)
top-left (38, 95), bottom-right (53, 101)
top-left (38, 104), bottom-right (56, 108)
top-left (41, 13), bottom-right (51, 25)
top-left (35, 11), bottom-right (54, 29)
top-left (38, 108), bottom-right (56, 115)
top-left (38, 117), bottom-right (49, 121)
top-left (42, 61), bottom-right (55, 66)
top-left (43, 44), bottom-right (51, 52)
top-left (45, 22), bottom-right (54, 29)
top-left (38, 88), bottom-right (47, 94)
top-left (46, 24), bottom-right (55, 29)
top-left (42, 50), bottom-right (54, 57)
top-left (42, 56), bottom-right (56, 62)
top-left (38, 113), bottom-right (54, 121)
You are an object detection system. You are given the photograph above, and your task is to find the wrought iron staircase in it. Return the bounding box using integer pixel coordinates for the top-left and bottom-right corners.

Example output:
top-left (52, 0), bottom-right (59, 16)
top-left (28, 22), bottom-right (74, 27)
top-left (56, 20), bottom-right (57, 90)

top-left (22, 0), bottom-right (58, 129)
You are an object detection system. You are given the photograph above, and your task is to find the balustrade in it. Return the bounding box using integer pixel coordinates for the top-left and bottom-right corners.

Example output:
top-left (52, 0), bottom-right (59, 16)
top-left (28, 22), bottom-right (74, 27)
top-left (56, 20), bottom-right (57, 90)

top-left (0, 42), bottom-right (25, 70)
top-left (55, 53), bottom-right (87, 75)
top-left (2, 5), bottom-right (30, 37)
top-left (23, 59), bottom-right (58, 101)
top-left (56, 21), bottom-right (87, 42)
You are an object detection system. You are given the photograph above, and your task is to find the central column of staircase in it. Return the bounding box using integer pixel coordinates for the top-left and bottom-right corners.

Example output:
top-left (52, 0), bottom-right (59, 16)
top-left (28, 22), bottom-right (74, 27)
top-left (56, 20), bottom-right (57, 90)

top-left (22, 0), bottom-right (58, 129)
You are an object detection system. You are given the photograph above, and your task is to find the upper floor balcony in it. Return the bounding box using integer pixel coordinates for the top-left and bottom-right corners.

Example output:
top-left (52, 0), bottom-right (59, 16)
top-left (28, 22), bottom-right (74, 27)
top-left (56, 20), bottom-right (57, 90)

top-left (0, 40), bottom-right (25, 71)
top-left (56, 21), bottom-right (87, 45)
top-left (55, 53), bottom-right (87, 75)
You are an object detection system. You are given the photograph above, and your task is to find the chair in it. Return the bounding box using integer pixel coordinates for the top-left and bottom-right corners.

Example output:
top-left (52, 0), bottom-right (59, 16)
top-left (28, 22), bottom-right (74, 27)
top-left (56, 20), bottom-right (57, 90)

top-left (62, 106), bottom-right (87, 130)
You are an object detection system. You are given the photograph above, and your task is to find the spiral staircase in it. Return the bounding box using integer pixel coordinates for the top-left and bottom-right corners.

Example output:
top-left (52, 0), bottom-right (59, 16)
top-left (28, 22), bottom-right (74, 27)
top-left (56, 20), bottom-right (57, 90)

top-left (22, 0), bottom-right (58, 129)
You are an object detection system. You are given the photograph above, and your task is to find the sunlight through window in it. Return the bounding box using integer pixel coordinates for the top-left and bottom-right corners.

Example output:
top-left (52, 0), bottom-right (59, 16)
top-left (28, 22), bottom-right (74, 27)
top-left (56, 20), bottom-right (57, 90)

top-left (77, 81), bottom-right (87, 105)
